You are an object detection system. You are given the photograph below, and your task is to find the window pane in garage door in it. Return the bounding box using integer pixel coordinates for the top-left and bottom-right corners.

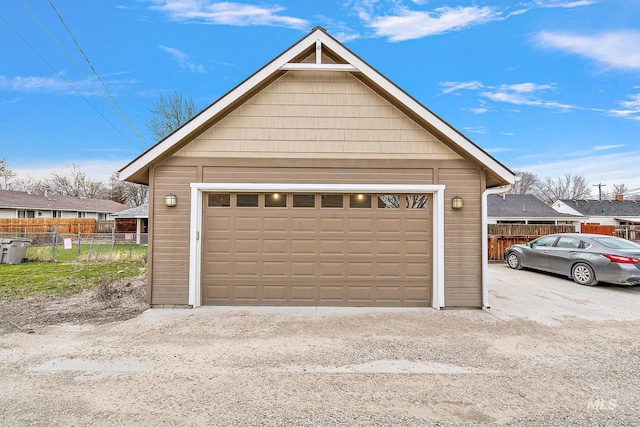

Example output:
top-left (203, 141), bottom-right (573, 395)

top-left (349, 194), bottom-right (372, 208)
top-left (209, 194), bottom-right (230, 207)
top-left (293, 194), bottom-right (315, 208)
top-left (378, 195), bottom-right (400, 208)
top-left (406, 195), bottom-right (429, 209)
top-left (237, 194), bottom-right (259, 207)
top-left (265, 193), bottom-right (287, 207)
top-left (321, 195), bottom-right (343, 208)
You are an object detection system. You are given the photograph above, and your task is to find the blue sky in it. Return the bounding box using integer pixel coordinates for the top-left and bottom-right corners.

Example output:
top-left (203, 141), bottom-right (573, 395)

top-left (1, 0), bottom-right (640, 195)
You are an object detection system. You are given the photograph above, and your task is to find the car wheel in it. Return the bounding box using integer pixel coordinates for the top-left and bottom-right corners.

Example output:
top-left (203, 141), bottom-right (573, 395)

top-left (506, 252), bottom-right (522, 270)
top-left (572, 263), bottom-right (597, 286)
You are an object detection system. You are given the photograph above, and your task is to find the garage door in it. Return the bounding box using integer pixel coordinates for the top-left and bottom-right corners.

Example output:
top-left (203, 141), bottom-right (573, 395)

top-left (202, 193), bottom-right (432, 306)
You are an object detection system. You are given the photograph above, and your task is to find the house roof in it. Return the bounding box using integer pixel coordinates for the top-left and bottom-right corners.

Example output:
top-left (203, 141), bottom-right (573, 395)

top-left (119, 27), bottom-right (515, 189)
top-left (557, 199), bottom-right (640, 217)
top-left (0, 189), bottom-right (128, 213)
top-left (488, 194), bottom-right (581, 219)
top-left (114, 203), bottom-right (148, 218)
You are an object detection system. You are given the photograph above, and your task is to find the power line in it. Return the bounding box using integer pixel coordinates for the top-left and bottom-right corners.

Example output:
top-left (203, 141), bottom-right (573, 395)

top-left (46, 0), bottom-right (148, 149)
top-left (0, 13), bottom-right (132, 143)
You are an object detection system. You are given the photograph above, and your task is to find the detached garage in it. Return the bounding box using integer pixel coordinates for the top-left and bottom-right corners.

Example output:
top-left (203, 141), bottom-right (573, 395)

top-left (120, 27), bottom-right (515, 309)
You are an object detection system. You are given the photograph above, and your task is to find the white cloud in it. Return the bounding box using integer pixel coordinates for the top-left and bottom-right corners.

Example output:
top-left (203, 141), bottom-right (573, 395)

top-left (367, 6), bottom-right (498, 41)
top-left (535, 30), bottom-right (640, 70)
top-left (0, 75), bottom-right (73, 94)
top-left (533, 0), bottom-right (599, 8)
top-left (470, 106), bottom-right (490, 114)
top-left (479, 83), bottom-right (581, 111)
top-left (148, 0), bottom-right (309, 29)
top-left (438, 80), bottom-right (485, 96)
top-left (486, 147), bottom-right (511, 153)
top-left (593, 144), bottom-right (626, 151)
top-left (0, 74), bottom-right (136, 96)
top-left (355, 0), bottom-right (595, 42)
top-left (1, 97), bottom-right (21, 105)
top-left (159, 45), bottom-right (206, 73)
top-left (462, 126), bottom-right (486, 134)
top-left (440, 80), bottom-right (580, 112)
top-left (609, 94), bottom-right (640, 120)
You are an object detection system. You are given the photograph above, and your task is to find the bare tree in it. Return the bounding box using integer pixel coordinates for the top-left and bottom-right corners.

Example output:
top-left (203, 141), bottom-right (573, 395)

top-left (43, 164), bottom-right (108, 199)
top-left (0, 158), bottom-right (16, 190)
top-left (610, 183), bottom-right (628, 199)
top-left (147, 91), bottom-right (198, 142)
top-left (508, 171), bottom-right (539, 195)
top-left (534, 173), bottom-right (592, 204)
top-left (10, 175), bottom-right (46, 195)
top-left (110, 172), bottom-right (148, 206)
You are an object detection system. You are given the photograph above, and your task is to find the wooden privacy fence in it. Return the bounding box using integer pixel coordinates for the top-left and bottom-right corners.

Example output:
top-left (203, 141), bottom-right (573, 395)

top-left (0, 218), bottom-right (102, 234)
top-left (488, 224), bottom-right (576, 261)
top-left (581, 223), bottom-right (616, 236)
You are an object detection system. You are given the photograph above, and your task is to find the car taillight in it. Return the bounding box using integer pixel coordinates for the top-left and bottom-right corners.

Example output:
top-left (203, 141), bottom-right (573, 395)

top-left (603, 254), bottom-right (640, 264)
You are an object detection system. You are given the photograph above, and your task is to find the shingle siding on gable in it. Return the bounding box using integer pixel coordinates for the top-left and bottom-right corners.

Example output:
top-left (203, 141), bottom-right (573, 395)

top-left (176, 70), bottom-right (462, 161)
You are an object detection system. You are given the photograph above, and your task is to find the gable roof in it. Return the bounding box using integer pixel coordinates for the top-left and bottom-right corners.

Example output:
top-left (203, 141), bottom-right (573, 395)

top-left (557, 199), bottom-right (640, 217)
top-left (489, 194), bottom-right (581, 219)
top-left (0, 189), bottom-right (128, 213)
top-left (120, 27), bottom-right (515, 188)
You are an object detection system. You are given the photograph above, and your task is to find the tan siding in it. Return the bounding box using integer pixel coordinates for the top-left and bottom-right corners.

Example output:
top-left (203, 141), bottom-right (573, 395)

top-left (438, 167), bottom-right (483, 307)
top-left (150, 165), bottom-right (197, 306)
top-left (176, 71), bottom-right (461, 160)
top-left (203, 165), bottom-right (433, 185)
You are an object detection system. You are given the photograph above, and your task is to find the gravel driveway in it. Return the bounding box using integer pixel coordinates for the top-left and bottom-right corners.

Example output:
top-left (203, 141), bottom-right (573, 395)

top-left (1, 264), bottom-right (639, 426)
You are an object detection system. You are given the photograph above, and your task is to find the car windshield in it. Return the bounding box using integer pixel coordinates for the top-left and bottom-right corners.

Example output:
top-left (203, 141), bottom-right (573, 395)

top-left (592, 236), bottom-right (640, 250)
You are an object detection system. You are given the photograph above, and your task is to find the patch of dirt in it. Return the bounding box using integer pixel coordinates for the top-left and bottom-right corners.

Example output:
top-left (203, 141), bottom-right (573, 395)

top-left (0, 276), bottom-right (148, 334)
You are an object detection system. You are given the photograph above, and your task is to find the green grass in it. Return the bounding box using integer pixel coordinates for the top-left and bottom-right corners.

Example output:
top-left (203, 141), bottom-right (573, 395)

top-left (0, 262), bottom-right (146, 300)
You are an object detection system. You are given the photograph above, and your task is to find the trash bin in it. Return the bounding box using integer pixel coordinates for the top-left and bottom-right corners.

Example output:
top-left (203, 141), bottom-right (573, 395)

top-left (0, 237), bottom-right (31, 264)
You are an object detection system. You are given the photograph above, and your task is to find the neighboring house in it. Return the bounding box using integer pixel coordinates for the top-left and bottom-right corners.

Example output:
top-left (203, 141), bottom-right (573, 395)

top-left (119, 27), bottom-right (515, 309)
top-left (552, 198), bottom-right (640, 226)
top-left (113, 203), bottom-right (148, 244)
top-left (0, 189), bottom-right (128, 220)
top-left (488, 194), bottom-right (582, 229)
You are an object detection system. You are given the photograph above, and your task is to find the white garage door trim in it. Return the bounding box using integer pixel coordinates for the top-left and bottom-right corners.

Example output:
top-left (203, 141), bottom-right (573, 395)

top-left (188, 183), bottom-right (446, 309)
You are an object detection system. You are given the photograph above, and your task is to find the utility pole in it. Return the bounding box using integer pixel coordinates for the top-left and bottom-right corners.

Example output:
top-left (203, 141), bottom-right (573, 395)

top-left (593, 183), bottom-right (606, 200)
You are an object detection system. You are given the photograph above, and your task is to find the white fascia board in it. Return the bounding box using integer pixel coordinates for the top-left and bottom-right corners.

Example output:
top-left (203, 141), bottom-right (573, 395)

top-left (188, 185), bottom-right (203, 307)
top-left (190, 182), bottom-right (444, 193)
top-left (188, 182), bottom-right (446, 309)
top-left (279, 63), bottom-right (358, 71)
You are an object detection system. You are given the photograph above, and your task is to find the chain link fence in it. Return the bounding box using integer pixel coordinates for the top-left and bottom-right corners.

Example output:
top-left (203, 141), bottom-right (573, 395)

top-left (0, 230), bottom-right (147, 262)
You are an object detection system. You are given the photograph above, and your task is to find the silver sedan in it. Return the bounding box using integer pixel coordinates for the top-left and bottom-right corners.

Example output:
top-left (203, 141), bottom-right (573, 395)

top-left (504, 233), bottom-right (640, 286)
